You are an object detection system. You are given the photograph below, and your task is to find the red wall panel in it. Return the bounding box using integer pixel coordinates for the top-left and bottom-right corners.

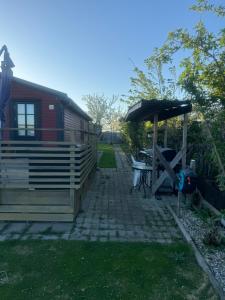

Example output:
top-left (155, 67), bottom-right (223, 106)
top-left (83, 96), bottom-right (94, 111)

top-left (3, 80), bottom-right (89, 143)
top-left (3, 81), bottom-right (60, 141)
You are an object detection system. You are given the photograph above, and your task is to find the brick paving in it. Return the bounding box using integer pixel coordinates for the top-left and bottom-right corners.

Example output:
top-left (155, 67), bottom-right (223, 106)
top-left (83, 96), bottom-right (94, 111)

top-left (72, 145), bottom-right (182, 243)
top-left (0, 145), bottom-right (183, 243)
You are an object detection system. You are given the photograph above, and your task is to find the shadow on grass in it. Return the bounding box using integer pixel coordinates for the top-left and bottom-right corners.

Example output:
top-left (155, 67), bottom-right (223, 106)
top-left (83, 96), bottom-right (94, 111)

top-left (0, 240), bottom-right (218, 300)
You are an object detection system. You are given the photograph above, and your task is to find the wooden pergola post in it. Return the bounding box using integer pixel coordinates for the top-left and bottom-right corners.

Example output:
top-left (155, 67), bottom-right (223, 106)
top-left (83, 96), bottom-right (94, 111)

top-left (152, 114), bottom-right (158, 195)
top-left (182, 114), bottom-right (188, 169)
top-left (164, 120), bottom-right (168, 148)
top-left (178, 113), bottom-right (188, 217)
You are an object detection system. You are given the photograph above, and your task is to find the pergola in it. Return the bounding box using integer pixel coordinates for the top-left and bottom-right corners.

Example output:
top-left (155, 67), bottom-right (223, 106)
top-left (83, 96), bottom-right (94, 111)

top-left (125, 99), bottom-right (192, 195)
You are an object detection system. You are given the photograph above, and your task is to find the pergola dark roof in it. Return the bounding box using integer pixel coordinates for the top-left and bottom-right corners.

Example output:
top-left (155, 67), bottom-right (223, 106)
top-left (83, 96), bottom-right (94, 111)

top-left (125, 99), bottom-right (192, 122)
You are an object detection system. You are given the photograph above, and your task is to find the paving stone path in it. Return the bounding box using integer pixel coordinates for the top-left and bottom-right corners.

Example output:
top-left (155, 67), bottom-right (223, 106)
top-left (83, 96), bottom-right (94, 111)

top-left (0, 145), bottom-right (183, 243)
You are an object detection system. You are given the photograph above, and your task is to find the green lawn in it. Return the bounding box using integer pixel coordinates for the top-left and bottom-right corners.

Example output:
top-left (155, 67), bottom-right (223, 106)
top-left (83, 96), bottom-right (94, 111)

top-left (0, 240), bottom-right (217, 300)
top-left (98, 143), bottom-right (116, 168)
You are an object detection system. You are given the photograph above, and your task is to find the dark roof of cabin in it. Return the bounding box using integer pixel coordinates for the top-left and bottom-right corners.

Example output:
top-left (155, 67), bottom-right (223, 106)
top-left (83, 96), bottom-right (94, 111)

top-left (125, 99), bottom-right (192, 122)
top-left (12, 77), bottom-right (92, 121)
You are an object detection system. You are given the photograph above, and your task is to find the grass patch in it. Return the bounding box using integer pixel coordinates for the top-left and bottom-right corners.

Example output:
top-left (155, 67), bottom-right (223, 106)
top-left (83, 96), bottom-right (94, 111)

top-left (98, 143), bottom-right (116, 168)
top-left (0, 240), bottom-right (218, 299)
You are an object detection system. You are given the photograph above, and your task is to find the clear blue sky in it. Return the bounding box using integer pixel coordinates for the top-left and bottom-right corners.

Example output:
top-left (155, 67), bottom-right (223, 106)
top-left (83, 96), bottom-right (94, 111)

top-left (0, 0), bottom-right (223, 110)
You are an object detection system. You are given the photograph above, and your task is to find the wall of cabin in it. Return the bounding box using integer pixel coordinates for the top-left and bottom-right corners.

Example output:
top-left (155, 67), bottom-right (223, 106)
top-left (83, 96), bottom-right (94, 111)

top-left (2, 80), bottom-right (89, 143)
top-left (64, 107), bottom-right (89, 143)
top-left (3, 81), bottom-right (61, 141)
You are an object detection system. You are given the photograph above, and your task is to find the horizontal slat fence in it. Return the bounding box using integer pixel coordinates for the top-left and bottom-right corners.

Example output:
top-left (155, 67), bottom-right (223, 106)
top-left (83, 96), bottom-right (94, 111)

top-left (0, 128), bottom-right (97, 221)
top-left (0, 140), bottom-right (96, 189)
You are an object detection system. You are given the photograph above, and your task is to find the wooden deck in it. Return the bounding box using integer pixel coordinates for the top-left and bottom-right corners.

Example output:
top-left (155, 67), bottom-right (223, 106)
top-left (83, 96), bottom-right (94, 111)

top-left (0, 134), bottom-right (97, 221)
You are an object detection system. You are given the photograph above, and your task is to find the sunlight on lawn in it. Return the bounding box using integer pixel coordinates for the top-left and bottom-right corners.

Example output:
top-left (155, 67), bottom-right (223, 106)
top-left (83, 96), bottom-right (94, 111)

top-left (98, 143), bottom-right (116, 168)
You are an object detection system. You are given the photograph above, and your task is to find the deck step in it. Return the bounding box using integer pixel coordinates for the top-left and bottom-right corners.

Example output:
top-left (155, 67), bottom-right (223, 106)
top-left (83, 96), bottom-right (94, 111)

top-left (0, 205), bottom-right (73, 214)
top-left (0, 189), bottom-right (70, 205)
top-left (0, 204), bottom-right (74, 222)
top-left (0, 212), bottom-right (74, 222)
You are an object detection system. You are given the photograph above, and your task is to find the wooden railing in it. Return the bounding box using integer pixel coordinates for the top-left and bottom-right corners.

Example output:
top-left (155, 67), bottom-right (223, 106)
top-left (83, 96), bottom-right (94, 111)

top-left (0, 128), bottom-right (97, 190)
top-left (0, 126), bottom-right (97, 144)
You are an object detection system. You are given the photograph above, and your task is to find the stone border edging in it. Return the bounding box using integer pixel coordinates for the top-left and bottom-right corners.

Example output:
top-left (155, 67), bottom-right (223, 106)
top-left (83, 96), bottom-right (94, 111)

top-left (167, 204), bottom-right (225, 300)
top-left (202, 198), bottom-right (221, 217)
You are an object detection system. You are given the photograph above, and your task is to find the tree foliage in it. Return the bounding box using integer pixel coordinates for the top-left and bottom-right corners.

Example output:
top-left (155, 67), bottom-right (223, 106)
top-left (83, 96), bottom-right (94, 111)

top-left (154, 0), bottom-right (225, 189)
top-left (160, 21), bottom-right (225, 117)
top-left (191, 0), bottom-right (225, 16)
top-left (83, 93), bottom-right (123, 135)
top-left (122, 0), bottom-right (225, 190)
top-left (121, 48), bottom-right (181, 152)
top-left (123, 48), bottom-right (179, 106)
top-left (82, 94), bottom-right (108, 126)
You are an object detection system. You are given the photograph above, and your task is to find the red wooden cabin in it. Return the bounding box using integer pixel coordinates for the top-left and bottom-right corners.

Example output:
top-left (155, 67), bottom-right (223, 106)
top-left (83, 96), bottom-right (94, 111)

top-left (0, 77), bottom-right (97, 222)
top-left (3, 76), bottom-right (92, 142)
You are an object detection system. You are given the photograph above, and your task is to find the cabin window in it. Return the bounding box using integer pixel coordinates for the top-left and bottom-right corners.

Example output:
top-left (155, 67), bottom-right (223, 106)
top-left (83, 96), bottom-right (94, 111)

top-left (16, 103), bottom-right (35, 137)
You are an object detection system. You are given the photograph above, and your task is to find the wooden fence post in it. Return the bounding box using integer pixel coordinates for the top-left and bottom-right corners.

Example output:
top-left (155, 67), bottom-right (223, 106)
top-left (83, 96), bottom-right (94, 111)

top-left (164, 120), bottom-right (168, 148)
top-left (152, 114), bottom-right (158, 196)
top-left (182, 114), bottom-right (188, 169)
top-left (70, 130), bottom-right (75, 212)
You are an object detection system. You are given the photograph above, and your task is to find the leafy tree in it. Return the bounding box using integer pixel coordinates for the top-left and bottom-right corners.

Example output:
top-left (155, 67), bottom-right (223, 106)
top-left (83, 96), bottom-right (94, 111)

top-left (191, 0), bottom-right (225, 16)
top-left (122, 0), bottom-right (225, 190)
top-left (123, 48), bottom-right (179, 106)
top-left (121, 47), bottom-right (180, 153)
top-left (83, 93), bottom-right (123, 141)
top-left (103, 95), bottom-right (124, 143)
top-left (82, 94), bottom-right (108, 126)
top-left (104, 95), bottom-right (120, 130)
top-left (155, 0), bottom-right (225, 189)
top-left (161, 21), bottom-right (225, 116)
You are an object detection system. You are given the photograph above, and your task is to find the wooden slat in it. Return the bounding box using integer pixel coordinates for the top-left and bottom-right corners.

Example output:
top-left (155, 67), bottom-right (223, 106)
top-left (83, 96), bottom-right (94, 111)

top-left (0, 145), bottom-right (91, 151)
top-left (80, 163), bottom-right (96, 187)
top-left (155, 145), bottom-right (177, 182)
top-left (0, 146), bottom-right (91, 156)
top-left (0, 178), bottom-right (74, 183)
top-left (79, 150), bottom-right (92, 163)
top-left (79, 156), bottom-right (96, 187)
top-left (0, 165), bottom-right (88, 171)
top-left (0, 153), bottom-right (88, 158)
top-left (0, 190), bottom-right (69, 205)
top-left (152, 150), bottom-right (182, 194)
top-left (1, 171), bottom-right (90, 176)
top-left (80, 154), bottom-right (95, 178)
top-left (0, 144), bottom-right (91, 153)
top-left (0, 140), bottom-right (76, 146)
top-left (0, 213), bottom-right (74, 222)
top-left (74, 157), bottom-right (96, 189)
top-left (0, 205), bottom-right (73, 213)
top-left (0, 147), bottom-right (72, 152)
top-left (0, 184), bottom-right (77, 189)
top-left (0, 159), bottom-right (73, 164)
top-left (2, 166), bottom-right (74, 170)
